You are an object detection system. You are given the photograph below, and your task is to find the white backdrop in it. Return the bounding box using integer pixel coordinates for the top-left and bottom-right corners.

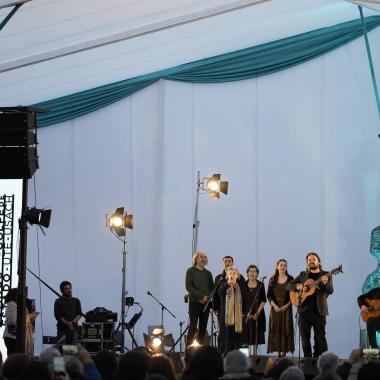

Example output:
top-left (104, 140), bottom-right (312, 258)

top-left (26, 28), bottom-right (380, 358)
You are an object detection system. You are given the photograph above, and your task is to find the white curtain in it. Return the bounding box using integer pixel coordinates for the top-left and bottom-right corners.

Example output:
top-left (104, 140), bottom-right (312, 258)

top-left (27, 29), bottom-right (380, 357)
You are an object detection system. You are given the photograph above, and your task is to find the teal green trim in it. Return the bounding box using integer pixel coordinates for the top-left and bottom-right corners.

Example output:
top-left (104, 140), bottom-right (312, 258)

top-left (33, 16), bottom-right (380, 128)
top-left (359, 7), bottom-right (380, 119)
top-left (0, 4), bottom-right (22, 32)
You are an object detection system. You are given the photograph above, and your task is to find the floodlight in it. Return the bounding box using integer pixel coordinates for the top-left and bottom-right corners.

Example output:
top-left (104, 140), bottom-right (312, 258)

top-left (22, 207), bottom-right (52, 228)
top-left (106, 207), bottom-right (133, 236)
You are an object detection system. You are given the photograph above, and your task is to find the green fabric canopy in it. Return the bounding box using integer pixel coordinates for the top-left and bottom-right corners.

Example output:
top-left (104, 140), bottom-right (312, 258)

top-left (33, 16), bottom-right (380, 128)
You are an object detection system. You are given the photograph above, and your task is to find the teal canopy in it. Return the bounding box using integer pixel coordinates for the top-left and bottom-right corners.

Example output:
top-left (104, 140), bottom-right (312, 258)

top-left (33, 16), bottom-right (380, 128)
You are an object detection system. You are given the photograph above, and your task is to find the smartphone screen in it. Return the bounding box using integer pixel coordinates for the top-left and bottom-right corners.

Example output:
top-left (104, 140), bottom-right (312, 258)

top-left (53, 356), bottom-right (65, 374)
top-left (62, 344), bottom-right (78, 355)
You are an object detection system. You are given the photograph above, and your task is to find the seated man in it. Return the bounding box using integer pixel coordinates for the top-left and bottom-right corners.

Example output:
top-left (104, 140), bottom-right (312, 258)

top-left (358, 276), bottom-right (380, 348)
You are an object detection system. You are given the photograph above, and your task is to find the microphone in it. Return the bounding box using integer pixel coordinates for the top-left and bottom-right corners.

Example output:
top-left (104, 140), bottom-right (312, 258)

top-left (261, 276), bottom-right (267, 281)
top-left (147, 291), bottom-right (152, 296)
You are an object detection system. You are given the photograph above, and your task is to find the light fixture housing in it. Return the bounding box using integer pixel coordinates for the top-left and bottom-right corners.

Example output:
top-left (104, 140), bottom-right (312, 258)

top-left (106, 207), bottom-right (133, 236)
top-left (22, 207), bottom-right (52, 228)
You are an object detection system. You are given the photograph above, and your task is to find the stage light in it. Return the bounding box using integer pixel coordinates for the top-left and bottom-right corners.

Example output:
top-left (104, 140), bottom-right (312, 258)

top-left (203, 173), bottom-right (228, 199)
top-left (144, 327), bottom-right (165, 353)
top-left (106, 207), bottom-right (133, 237)
top-left (22, 207), bottom-right (52, 228)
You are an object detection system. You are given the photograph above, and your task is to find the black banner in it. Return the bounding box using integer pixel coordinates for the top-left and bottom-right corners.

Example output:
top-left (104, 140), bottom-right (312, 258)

top-left (0, 194), bottom-right (15, 327)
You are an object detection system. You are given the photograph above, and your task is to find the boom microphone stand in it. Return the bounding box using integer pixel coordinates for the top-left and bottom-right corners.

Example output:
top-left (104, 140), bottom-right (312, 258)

top-left (147, 290), bottom-right (176, 327)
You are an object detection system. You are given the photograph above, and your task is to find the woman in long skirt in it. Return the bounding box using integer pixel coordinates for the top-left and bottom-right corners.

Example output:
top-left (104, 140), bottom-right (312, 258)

top-left (267, 259), bottom-right (294, 357)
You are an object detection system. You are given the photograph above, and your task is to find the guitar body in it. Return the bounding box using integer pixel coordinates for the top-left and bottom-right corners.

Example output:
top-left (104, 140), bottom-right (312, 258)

top-left (290, 279), bottom-right (317, 307)
top-left (361, 298), bottom-right (380, 322)
top-left (289, 265), bottom-right (343, 307)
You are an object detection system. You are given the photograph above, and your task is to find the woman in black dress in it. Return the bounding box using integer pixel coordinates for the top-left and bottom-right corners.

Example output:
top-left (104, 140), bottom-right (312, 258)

top-left (267, 259), bottom-right (294, 356)
top-left (242, 264), bottom-right (266, 355)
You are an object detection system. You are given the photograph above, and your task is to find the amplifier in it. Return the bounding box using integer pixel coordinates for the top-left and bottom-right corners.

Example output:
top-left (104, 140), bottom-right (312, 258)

top-left (82, 322), bottom-right (114, 341)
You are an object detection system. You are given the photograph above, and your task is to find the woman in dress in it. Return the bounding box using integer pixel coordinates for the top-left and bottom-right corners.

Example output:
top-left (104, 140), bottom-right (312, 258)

top-left (218, 266), bottom-right (247, 355)
top-left (267, 259), bottom-right (294, 356)
top-left (242, 265), bottom-right (266, 355)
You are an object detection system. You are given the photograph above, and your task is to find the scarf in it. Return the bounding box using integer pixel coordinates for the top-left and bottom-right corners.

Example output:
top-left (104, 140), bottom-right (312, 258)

top-left (225, 283), bottom-right (243, 333)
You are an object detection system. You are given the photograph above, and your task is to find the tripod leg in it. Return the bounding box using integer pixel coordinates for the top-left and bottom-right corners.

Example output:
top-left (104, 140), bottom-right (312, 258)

top-left (170, 325), bottom-right (189, 352)
top-left (126, 327), bottom-right (139, 349)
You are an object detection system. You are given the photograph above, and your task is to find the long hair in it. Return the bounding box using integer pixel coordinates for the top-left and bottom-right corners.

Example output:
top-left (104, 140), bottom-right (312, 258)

top-left (269, 259), bottom-right (290, 287)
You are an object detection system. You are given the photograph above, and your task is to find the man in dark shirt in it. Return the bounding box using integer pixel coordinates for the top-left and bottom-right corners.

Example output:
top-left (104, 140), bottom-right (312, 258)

top-left (54, 281), bottom-right (82, 344)
top-left (288, 252), bottom-right (333, 358)
top-left (185, 251), bottom-right (214, 346)
top-left (358, 277), bottom-right (380, 348)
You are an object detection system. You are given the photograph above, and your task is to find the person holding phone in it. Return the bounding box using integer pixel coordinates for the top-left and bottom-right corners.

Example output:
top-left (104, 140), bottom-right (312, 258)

top-left (54, 281), bottom-right (82, 344)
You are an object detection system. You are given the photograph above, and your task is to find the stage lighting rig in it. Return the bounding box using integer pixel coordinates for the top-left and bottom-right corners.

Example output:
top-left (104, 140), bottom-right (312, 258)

top-left (106, 207), bottom-right (133, 236)
top-left (193, 171), bottom-right (229, 255)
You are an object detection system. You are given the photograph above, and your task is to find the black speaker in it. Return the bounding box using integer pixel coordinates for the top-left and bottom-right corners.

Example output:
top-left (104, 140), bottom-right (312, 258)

top-left (0, 107), bottom-right (38, 179)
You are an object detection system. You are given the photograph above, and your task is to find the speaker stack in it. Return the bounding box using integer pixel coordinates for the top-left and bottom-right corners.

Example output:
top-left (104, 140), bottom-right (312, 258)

top-left (0, 107), bottom-right (39, 179)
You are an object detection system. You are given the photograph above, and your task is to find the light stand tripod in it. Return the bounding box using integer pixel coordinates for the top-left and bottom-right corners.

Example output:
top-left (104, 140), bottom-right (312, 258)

top-left (106, 207), bottom-right (134, 354)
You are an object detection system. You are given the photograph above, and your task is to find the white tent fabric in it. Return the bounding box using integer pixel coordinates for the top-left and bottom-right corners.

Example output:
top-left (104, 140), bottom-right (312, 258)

top-left (25, 26), bottom-right (380, 357)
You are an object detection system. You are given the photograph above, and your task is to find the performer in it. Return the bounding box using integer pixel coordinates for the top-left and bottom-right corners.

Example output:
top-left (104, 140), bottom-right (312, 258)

top-left (185, 251), bottom-right (214, 346)
top-left (218, 266), bottom-right (247, 354)
top-left (242, 265), bottom-right (266, 354)
top-left (357, 276), bottom-right (380, 348)
top-left (3, 288), bottom-right (39, 355)
top-left (267, 259), bottom-right (294, 357)
top-left (213, 255), bottom-right (245, 352)
top-left (288, 252), bottom-right (333, 358)
top-left (54, 281), bottom-right (82, 344)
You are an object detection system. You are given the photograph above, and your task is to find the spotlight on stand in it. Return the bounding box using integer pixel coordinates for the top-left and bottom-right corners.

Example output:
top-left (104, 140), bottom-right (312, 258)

top-left (106, 207), bottom-right (133, 236)
top-left (192, 171), bottom-right (229, 256)
top-left (143, 328), bottom-right (175, 353)
top-left (204, 173), bottom-right (228, 199)
top-left (144, 327), bottom-right (164, 353)
top-left (22, 207), bottom-right (52, 228)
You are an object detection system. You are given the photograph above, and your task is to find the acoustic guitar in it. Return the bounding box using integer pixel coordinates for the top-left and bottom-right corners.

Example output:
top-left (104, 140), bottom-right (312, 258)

top-left (289, 265), bottom-right (343, 307)
top-left (361, 298), bottom-right (380, 322)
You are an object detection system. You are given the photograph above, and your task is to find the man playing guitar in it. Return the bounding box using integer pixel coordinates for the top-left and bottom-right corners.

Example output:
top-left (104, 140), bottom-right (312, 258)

top-left (358, 276), bottom-right (380, 348)
top-left (288, 252), bottom-right (334, 358)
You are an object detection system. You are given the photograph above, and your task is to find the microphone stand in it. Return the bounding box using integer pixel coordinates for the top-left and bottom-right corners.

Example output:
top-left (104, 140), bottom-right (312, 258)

top-left (296, 270), bottom-right (308, 366)
top-left (147, 291), bottom-right (176, 328)
top-left (245, 276), bottom-right (266, 357)
top-left (203, 276), bottom-right (224, 347)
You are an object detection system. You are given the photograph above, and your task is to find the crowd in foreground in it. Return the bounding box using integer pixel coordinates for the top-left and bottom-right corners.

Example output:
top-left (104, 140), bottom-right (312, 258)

top-left (0, 344), bottom-right (380, 380)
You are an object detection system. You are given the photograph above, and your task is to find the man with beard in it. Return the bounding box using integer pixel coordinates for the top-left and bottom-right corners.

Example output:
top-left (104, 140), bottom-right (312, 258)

top-left (288, 252), bottom-right (333, 358)
top-left (185, 251), bottom-right (214, 346)
top-left (54, 281), bottom-right (82, 344)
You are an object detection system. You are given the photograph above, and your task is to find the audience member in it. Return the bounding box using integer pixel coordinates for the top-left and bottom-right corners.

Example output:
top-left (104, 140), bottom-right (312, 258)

top-left (220, 350), bottom-right (251, 379)
top-left (18, 361), bottom-right (52, 380)
top-left (264, 357), bottom-right (295, 379)
top-left (357, 360), bottom-right (380, 380)
top-left (317, 352), bottom-right (339, 374)
top-left (148, 353), bottom-right (177, 380)
top-left (118, 349), bottom-right (151, 380)
top-left (279, 366), bottom-right (305, 380)
top-left (182, 346), bottom-right (223, 380)
top-left (94, 350), bottom-right (117, 380)
top-left (1, 353), bottom-right (31, 380)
